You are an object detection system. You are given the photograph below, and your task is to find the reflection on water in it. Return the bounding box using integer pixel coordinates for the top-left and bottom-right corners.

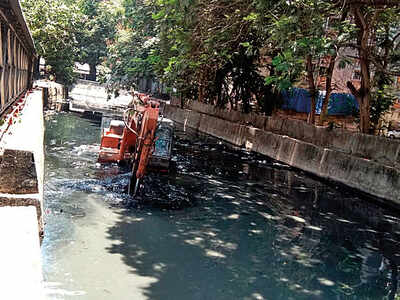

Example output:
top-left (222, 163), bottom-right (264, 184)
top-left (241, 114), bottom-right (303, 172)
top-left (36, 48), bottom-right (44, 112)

top-left (43, 113), bottom-right (400, 300)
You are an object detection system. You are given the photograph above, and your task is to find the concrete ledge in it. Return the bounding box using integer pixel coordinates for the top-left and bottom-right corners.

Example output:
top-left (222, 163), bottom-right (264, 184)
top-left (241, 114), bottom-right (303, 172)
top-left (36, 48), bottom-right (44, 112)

top-left (164, 105), bottom-right (400, 205)
top-left (0, 196), bottom-right (43, 238)
top-left (0, 89), bottom-right (45, 238)
top-left (0, 90), bottom-right (45, 298)
top-left (0, 206), bottom-right (44, 300)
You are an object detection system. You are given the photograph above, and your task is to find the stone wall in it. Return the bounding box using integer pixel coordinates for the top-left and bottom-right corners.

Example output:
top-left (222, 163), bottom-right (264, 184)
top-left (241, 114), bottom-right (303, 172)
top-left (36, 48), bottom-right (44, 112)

top-left (164, 103), bottom-right (400, 205)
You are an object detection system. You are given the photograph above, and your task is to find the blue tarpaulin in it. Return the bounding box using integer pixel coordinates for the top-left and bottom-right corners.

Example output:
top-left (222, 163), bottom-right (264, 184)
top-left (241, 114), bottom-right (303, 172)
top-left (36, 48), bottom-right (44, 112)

top-left (282, 88), bottom-right (359, 115)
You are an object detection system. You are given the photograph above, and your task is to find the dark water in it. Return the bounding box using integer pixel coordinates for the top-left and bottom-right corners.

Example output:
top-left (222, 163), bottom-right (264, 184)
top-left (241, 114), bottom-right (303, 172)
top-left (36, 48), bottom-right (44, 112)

top-left (42, 113), bottom-right (400, 300)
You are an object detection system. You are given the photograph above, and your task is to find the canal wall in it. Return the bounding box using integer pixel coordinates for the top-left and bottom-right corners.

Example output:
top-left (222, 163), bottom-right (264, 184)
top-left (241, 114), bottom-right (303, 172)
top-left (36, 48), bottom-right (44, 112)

top-left (0, 89), bottom-right (45, 236)
top-left (164, 101), bottom-right (400, 206)
top-left (37, 81), bottom-right (68, 111)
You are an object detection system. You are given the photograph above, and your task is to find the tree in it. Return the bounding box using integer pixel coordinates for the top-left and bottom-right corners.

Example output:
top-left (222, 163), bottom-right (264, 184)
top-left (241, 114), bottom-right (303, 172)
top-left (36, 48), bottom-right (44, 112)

top-left (21, 0), bottom-right (85, 85)
top-left (266, 0), bottom-right (334, 124)
top-left (103, 0), bottom-right (159, 91)
top-left (105, 0), bottom-right (284, 114)
top-left (319, 8), bottom-right (350, 124)
top-left (77, 0), bottom-right (118, 81)
top-left (343, 0), bottom-right (400, 133)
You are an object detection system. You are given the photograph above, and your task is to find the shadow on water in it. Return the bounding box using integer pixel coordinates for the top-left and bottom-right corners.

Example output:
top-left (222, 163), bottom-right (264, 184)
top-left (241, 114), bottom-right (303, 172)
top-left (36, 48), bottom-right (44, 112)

top-left (44, 113), bottom-right (400, 300)
top-left (103, 127), bottom-right (400, 300)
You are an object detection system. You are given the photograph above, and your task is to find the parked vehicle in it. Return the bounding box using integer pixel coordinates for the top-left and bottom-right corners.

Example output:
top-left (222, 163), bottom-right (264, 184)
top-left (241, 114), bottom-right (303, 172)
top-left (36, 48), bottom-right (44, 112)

top-left (387, 130), bottom-right (400, 139)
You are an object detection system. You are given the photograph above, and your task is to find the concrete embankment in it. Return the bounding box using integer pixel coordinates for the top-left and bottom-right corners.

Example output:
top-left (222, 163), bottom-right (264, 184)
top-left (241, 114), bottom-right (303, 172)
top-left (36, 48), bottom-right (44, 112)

top-left (164, 101), bottom-right (400, 206)
top-left (0, 89), bottom-right (45, 299)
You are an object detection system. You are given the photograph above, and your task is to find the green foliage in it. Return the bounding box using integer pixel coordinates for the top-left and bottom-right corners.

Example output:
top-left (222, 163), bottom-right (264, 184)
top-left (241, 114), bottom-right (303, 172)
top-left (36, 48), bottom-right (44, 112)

top-left (21, 0), bottom-right (84, 85)
top-left (101, 0), bottom-right (160, 90)
top-left (370, 73), bottom-right (396, 132)
top-left (265, 51), bottom-right (303, 91)
top-left (22, 0), bottom-right (400, 124)
top-left (103, 0), bottom-right (285, 113)
top-left (265, 1), bottom-right (339, 89)
top-left (76, 0), bottom-right (119, 79)
top-left (21, 0), bottom-right (118, 85)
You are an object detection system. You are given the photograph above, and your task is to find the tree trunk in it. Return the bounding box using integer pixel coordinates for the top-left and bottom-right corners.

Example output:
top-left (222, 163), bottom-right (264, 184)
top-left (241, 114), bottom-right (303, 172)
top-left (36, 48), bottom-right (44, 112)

top-left (198, 72), bottom-right (205, 103)
top-left (180, 94), bottom-right (184, 109)
top-left (360, 94), bottom-right (371, 133)
top-left (319, 55), bottom-right (336, 125)
top-left (319, 10), bottom-right (347, 125)
top-left (88, 63), bottom-right (96, 81)
top-left (347, 5), bottom-right (373, 133)
top-left (358, 19), bottom-right (372, 134)
top-left (306, 54), bottom-right (317, 124)
top-left (198, 85), bottom-right (204, 103)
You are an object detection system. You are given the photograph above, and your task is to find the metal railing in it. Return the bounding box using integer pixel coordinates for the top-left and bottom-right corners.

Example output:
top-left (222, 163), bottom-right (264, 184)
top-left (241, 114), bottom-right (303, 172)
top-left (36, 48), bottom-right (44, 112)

top-left (0, 0), bottom-right (36, 116)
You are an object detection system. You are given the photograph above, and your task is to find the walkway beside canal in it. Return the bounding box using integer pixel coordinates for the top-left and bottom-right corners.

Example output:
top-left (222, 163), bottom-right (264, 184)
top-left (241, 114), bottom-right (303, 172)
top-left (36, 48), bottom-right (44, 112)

top-left (0, 89), bottom-right (45, 300)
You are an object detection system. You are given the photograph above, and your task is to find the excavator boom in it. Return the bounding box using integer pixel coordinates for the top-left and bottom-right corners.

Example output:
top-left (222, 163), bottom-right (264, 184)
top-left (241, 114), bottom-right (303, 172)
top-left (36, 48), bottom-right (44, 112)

top-left (98, 93), bottom-right (172, 196)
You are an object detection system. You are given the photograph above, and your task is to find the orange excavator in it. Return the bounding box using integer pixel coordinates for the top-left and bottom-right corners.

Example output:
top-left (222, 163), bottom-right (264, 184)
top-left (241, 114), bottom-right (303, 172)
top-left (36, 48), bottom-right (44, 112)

top-left (98, 93), bottom-right (173, 196)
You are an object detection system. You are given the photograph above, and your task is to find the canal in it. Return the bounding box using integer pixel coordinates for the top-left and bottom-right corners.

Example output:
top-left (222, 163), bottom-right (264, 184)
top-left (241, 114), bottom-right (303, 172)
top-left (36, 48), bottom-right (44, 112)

top-left (43, 112), bottom-right (400, 300)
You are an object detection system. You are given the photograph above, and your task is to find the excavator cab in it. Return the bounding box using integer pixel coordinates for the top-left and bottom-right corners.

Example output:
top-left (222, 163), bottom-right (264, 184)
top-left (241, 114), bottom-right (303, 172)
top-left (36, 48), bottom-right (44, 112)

top-left (98, 114), bottom-right (137, 163)
top-left (149, 118), bottom-right (174, 171)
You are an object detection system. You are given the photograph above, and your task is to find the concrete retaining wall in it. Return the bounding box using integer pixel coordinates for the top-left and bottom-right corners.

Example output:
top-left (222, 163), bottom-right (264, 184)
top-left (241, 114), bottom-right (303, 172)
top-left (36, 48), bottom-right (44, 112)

top-left (164, 104), bottom-right (400, 205)
top-left (39, 82), bottom-right (68, 111)
top-left (173, 100), bottom-right (400, 168)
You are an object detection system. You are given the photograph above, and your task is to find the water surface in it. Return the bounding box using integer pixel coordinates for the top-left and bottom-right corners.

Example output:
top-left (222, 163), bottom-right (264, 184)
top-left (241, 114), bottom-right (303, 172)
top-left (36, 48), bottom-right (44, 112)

top-left (43, 113), bottom-right (400, 300)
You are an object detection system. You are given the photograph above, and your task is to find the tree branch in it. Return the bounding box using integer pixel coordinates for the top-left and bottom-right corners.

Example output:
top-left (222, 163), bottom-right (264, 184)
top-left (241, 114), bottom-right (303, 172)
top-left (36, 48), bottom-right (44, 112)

top-left (347, 81), bottom-right (361, 98)
top-left (370, 55), bottom-right (400, 76)
top-left (353, 5), bottom-right (367, 30)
